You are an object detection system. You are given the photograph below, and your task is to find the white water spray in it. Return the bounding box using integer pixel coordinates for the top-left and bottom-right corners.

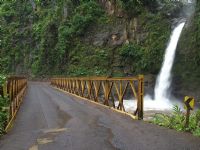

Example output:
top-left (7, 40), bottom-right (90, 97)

top-left (122, 0), bottom-right (196, 112)
top-left (143, 0), bottom-right (197, 111)
top-left (143, 22), bottom-right (186, 110)
top-left (154, 22), bottom-right (185, 102)
top-left (122, 22), bottom-right (186, 111)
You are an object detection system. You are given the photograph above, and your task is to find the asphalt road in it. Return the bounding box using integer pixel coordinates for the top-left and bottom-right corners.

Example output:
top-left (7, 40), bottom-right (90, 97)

top-left (0, 82), bottom-right (200, 150)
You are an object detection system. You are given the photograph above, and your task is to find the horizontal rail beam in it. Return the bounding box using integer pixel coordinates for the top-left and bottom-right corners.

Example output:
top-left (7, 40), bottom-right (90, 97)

top-left (51, 75), bottom-right (144, 119)
top-left (51, 77), bottom-right (139, 81)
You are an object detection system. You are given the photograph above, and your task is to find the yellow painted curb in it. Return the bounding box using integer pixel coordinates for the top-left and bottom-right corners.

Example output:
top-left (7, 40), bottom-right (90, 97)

top-left (52, 86), bottom-right (138, 120)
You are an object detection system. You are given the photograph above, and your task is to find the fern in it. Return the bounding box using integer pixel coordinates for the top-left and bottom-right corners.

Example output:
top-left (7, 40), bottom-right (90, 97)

top-left (153, 113), bottom-right (170, 127)
top-left (193, 127), bottom-right (200, 137)
top-left (195, 109), bottom-right (200, 126)
top-left (152, 105), bottom-right (200, 136)
top-left (172, 105), bottom-right (181, 114)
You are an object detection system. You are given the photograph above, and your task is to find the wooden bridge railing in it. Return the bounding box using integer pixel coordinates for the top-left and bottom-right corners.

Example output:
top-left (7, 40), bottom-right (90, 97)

top-left (0, 76), bottom-right (27, 131)
top-left (51, 75), bottom-right (144, 119)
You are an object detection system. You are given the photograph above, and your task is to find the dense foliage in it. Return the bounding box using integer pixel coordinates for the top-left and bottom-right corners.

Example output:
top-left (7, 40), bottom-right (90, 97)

top-left (0, 96), bottom-right (9, 135)
top-left (0, 0), bottom-right (108, 76)
top-left (0, 0), bottom-right (197, 85)
top-left (152, 105), bottom-right (200, 137)
top-left (0, 75), bottom-right (6, 86)
top-left (0, 0), bottom-right (176, 77)
top-left (174, 0), bottom-right (200, 90)
top-left (0, 0), bottom-right (200, 136)
top-left (0, 75), bottom-right (9, 135)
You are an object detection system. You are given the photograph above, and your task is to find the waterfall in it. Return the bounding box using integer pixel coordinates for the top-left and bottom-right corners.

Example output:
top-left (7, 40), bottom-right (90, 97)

top-left (121, 0), bottom-right (196, 111)
top-left (142, 22), bottom-right (186, 110)
top-left (154, 22), bottom-right (185, 102)
top-left (118, 22), bottom-right (186, 111)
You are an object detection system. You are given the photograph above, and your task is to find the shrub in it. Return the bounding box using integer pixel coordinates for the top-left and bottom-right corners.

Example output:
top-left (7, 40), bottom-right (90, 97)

top-left (152, 105), bottom-right (200, 137)
top-left (119, 43), bottom-right (145, 74)
top-left (0, 74), bottom-right (9, 135)
top-left (120, 0), bottom-right (142, 16)
top-left (0, 96), bottom-right (9, 135)
top-left (0, 74), bottom-right (6, 85)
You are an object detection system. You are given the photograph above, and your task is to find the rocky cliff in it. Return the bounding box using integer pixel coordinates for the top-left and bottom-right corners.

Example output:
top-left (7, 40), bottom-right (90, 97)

top-left (1, 0), bottom-right (199, 100)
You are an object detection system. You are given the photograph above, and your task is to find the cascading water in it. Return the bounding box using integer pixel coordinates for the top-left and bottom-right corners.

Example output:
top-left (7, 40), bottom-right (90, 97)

top-left (139, 22), bottom-right (186, 110)
top-left (153, 22), bottom-right (185, 106)
top-left (122, 22), bottom-right (186, 111)
top-left (121, 0), bottom-right (196, 112)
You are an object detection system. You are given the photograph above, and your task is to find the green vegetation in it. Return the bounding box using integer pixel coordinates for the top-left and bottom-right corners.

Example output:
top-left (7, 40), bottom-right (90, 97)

top-left (0, 0), bottom-right (200, 137)
top-left (119, 43), bottom-right (143, 73)
top-left (67, 43), bottom-right (109, 76)
top-left (152, 105), bottom-right (200, 137)
top-left (174, 0), bottom-right (200, 91)
top-left (0, 75), bottom-right (6, 85)
top-left (0, 75), bottom-right (9, 135)
top-left (0, 0), bottom-right (178, 77)
top-left (0, 0), bottom-right (199, 98)
top-left (33, 0), bottom-right (106, 75)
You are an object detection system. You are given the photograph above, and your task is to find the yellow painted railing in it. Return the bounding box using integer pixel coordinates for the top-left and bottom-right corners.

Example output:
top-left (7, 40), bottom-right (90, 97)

top-left (51, 75), bottom-right (144, 119)
top-left (0, 76), bottom-right (27, 132)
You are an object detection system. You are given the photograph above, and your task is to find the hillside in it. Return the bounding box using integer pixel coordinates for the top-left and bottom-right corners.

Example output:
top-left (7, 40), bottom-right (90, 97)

top-left (0, 0), bottom-right (200, 98)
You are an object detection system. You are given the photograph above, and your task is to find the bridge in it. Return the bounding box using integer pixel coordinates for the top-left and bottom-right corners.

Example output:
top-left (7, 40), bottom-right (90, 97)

top-left (0, 76), bottom-right (200, 150)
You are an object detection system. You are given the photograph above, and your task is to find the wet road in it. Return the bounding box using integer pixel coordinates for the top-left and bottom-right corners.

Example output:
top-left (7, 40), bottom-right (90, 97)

top-left (0, 82), bottom-right (200, 150)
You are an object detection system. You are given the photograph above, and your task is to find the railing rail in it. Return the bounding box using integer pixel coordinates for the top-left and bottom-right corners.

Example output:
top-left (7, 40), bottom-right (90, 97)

top-left (0, 76), bottom-right (27, 132)
top-left (51, 75), bottom-right (144, 119)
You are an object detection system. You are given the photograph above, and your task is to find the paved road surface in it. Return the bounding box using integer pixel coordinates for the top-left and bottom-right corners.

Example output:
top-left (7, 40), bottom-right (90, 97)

top-left (0, 82), bottom-right (200, 150)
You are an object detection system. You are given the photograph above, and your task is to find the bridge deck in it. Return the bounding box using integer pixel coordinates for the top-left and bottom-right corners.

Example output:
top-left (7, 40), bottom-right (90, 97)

top-left (0, 82), bottom-right (199, 150)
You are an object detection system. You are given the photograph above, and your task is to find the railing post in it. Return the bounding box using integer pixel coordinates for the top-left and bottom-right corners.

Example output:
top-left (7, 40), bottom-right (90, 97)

top-left (138, 75), bottom-right (144, 120)
top-left (3, 81), bottom-right (7, 98)
top-left (103, 80), bottom-right (109, 106)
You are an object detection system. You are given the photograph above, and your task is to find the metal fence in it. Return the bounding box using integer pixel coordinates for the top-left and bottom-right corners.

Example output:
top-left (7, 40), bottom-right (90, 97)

top-left (51, 75), bottom-right (144, 119)
top-left (0, 76), bottom-right (27, 132)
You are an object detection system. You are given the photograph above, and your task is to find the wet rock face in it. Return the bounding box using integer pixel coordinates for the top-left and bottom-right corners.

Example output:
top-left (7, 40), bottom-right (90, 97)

top-left (83, 15), bottom-right (149, 48)
top-left (84, 17), bottom-right (148, 48)
top-left (93, 32), bottom-right (110, 47)
top-left (144, 74), bottom-right (156, 96)
top-left (126, 18), bottom-right (149, 44)
top-left (91, 30), bottom-right (126, 47)
top-left (98, 0), bottom-right (115, 15)
top-left (98, 0), bottom-right (125, 17)
top-left (157, 1), bottom-right (186, 18)
top-left (29, 0), bottom-right (36, 10)
top-left (90, 1), bottom-right (149, 47)
top-left (63, 5), bottom-right (68, 19)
